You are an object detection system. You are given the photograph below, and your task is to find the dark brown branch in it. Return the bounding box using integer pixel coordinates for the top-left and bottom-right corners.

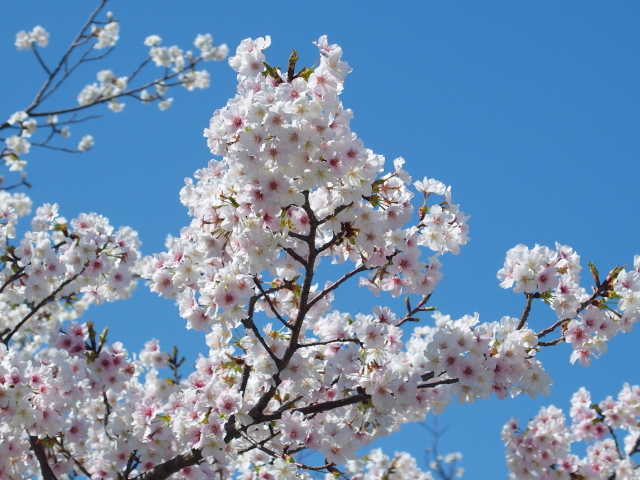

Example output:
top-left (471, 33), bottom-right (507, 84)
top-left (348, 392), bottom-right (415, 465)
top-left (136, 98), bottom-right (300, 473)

top-left (31, 143), bottom-right (83, 154)
top-left (315, 230), bottom-right (347, 256)
top-left (0, 175), bottom-right (31, 191)
top-left (538, 337), bottom-right (565, 347)
top-left (298, 337), bottom-right (362, 348)
top-left (276, 394), bottom-right (304, 413)
top-left (53, 439), bottom-right (92, 478)
top-left (29, 436), bottom-right (58, 480)
top-left (132, 449), bottom-right (203, 480)
top-left (306, 264), bottom-right (370, 311)
top-left (317, 202), bottom-right (353, 225)
top-left (30, 57), bottom-right (205, 119)
top-left (287, 231), bottom-right (308, 241)
top-left (517, 293), bottom-right (535, 330)
top-left (39, 43), bottom-right (107, 104)
top-left (57, 113), bottom-right (102, 125)
top-left (242, 287), bottom-right (283, 368)
top-left (418, 378), bottom-right (460, 389)
top-left (32, 46), bottom-right (51, 75)
top-left (281, 245), bottom-right (307, 268)
top-left (0, 267), bottom-right (26, 294)
top-left (240, 318), bottom-right (281, 368)
top-left (257, 393), bottom-right (370, 424)
top-left (119, 450), bottom-right (140, 480)
top-left (102, 389), bottom-right (112, 429)
top-left (237, 431), bottom-right (279, 455)
top-left (397, 294), bottom-right (433, 326)
top-left (247, 382), bottom-right (280, 422)
top-left (252, 277), bottom-right (291, 328)
top-left (296, 461), bottom-right (338, 472)
top-left (128, 57), bottom-right (152, 83)
top-left (238, 430), bottom-right (280, 457)
top-left (239, 363), bottom-right (252, 396)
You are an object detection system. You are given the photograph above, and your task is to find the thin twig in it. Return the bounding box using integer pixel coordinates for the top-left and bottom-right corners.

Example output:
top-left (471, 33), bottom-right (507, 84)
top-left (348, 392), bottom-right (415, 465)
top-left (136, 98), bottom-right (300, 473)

top-left (25, 0), bottom-right (109, 113)
top-left (306, 264), bottom-right (369, 311)
top-left (2, 266), bottom-right (87, 345)
top-left (253, 277), bottom-right (291, 328)
top-left (298, 337), bottom-right (362, 348)
top-left (32, 46), bottom-right (51, 75)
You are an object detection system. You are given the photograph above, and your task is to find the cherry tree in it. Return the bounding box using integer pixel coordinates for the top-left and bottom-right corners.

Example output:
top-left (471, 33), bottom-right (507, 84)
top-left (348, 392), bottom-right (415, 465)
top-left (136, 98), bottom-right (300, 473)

top-left (2, 3), bottom-right (640, 480)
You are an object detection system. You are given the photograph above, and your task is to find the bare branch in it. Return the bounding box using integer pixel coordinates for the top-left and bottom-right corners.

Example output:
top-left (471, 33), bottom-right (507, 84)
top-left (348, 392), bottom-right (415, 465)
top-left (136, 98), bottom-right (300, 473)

top-left (238, 430), bottom-right (280, 458)
top-left (306, 264), bottom-right (370, 311)
top-left (397, 294), bottom-right (433, 326)
top-left (280, 245), bottom-right (308, 268)
top-left (102, 389), bottom-right (112, 429)
top-left (31, 46), bottom-right (51, 75)
top-left (29, 57), bottom-right (205, 119)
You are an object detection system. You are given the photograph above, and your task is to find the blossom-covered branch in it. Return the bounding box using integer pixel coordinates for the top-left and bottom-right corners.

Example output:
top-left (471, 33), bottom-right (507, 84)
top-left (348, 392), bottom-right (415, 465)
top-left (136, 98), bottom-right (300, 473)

top-left (0, 0), bottom-right (227, 178)
top-left (504, 384), bottom-right (640, 479)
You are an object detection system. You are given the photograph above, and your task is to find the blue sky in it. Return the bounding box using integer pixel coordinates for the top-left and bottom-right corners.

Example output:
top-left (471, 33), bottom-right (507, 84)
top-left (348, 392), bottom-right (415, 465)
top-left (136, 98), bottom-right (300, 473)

top-left (2, 1), bottom-right (640, 477)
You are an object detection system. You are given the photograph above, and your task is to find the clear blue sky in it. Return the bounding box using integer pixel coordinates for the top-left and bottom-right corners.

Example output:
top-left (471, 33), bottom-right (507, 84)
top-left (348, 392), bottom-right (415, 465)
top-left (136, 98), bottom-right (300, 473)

top-left (2, 1), bottom-right (640, 477)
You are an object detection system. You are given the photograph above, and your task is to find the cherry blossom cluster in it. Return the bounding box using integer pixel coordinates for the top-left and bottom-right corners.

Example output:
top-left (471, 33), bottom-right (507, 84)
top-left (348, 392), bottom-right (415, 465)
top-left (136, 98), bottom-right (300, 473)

top-left (416, 312), bottom-right (551, 403)
top-left (14, 25), bottom-right (50, 50)
top-left (503, 384), bottom-right (640, 480)
top-left (144, 34), bottom-right (468, 331)
top-left (498, 244), bottom-right (640, 366)
top-left (0, 196), bottom-right (141, 353)
top-left (1, 6), bottom-right (227, 179)
top-left (0, 190), bottom-right (32, 248)
top-left (77, 70), bottom-right (130, 112)
top-left (0, 334), bottom-right (193, 480)
top-left (344, 448), bottom-right (439, 480)
top-left (92, 18), bottom-right (119, 50)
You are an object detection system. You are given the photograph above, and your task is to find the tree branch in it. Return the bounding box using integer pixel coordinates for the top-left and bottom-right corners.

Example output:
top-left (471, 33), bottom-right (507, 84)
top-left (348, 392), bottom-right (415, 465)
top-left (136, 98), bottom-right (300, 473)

top-left (29, 436), bottom-right (58, 480)
top-left (132, 449), bottom-right (203, 480)
top-left (517, 292), bottom-right (535, 330)
top-left (24, 0), bottom-right (110, 114)
top-left (2, 265), bottom-right (87, 345)
top-left (537, 267), bottom-right (620, 339)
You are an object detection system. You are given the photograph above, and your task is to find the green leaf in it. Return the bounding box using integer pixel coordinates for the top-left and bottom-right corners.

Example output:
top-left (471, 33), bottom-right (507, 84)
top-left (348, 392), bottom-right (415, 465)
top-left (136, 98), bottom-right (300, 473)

top-left (298, 67), bottom-right (314, 81)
